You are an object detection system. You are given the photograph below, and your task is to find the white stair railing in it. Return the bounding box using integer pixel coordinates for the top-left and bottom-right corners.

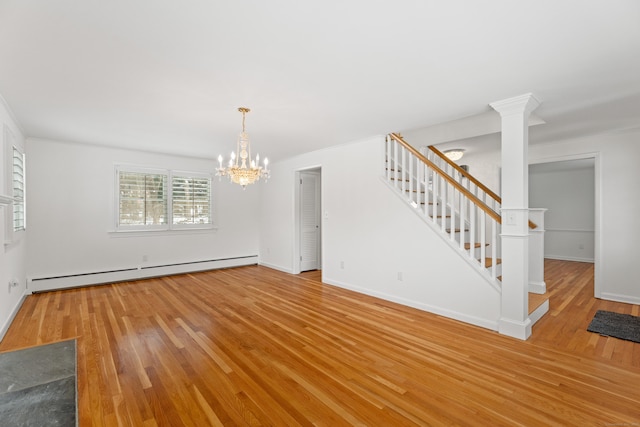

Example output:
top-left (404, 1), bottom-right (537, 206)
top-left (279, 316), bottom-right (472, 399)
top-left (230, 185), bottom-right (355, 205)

top-left (384, 133), bottom-right (502, 281)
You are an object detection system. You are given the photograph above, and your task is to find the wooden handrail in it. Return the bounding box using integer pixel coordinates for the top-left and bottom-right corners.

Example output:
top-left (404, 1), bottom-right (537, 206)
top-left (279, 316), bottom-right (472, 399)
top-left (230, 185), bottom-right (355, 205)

top-left (389, 133), bottom-right (502, 225)
top-left (426, 144), bottom-right (537, 230)
top-left (428, 145), bottom-right (502, 202)
top-left (394, 135), bottom-right (537, 230)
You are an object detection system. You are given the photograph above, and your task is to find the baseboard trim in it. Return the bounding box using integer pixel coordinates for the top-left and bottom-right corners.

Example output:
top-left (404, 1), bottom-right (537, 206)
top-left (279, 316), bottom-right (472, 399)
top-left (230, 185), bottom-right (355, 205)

top-left (544, 255), bottom-right (594, 263)
top-left (258, 261), bottom-right (294, 274)
top-left (529, 299), bottom-right (549, 327)
top-left (28, 255), bottom-right (259, 293)
top-left (600, 292), bottom-right (640, 305)
top-left (322, 276), bottom-right (499, 332)
top-left (528, 281), bottom-right (547, 294)
top-left (0, 292), bottom-right (28, 343)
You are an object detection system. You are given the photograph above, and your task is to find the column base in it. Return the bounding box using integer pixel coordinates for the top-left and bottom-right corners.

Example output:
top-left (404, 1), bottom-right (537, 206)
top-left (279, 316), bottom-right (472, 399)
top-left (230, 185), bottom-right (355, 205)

top-left (498, 317), bottom-right (532, 340)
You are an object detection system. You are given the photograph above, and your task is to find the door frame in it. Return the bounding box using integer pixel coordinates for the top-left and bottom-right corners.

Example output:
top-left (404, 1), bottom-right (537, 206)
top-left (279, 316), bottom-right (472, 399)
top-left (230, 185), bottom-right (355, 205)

top-left (529, 152), bottom-right (601, 298)
top-left (293, 166), bottom-right (322, 275)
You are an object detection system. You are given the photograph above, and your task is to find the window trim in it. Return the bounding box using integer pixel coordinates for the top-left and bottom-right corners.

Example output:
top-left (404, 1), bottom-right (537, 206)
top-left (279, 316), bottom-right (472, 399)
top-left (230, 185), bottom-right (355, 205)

top-left (114, 165), bottom-right (215, 233)
top-left (12, 145), bottom-right (26, 232)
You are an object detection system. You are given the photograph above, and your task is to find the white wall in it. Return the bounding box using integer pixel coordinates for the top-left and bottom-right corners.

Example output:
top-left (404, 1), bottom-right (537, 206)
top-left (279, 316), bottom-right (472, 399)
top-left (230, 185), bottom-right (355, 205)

top-left (460, 129), bottom-right (640, 304)
top-left (0, 96), bottom-right (27, 340)
top-left (530, 163), bottom-right (595, 262)
top-left (26, 138), bottom-right (259, 286)
top-left (260, 136), bottom-right (501, 330)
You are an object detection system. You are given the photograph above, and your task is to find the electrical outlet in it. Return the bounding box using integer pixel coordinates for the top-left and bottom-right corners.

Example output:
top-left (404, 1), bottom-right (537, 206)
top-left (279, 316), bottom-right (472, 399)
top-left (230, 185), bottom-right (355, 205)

top-left (340, 261), bottom-right (344, 269)
top-left (8, 279), bottom-right (18, 293)
top-left (397, 272), bottom-right (403, 281)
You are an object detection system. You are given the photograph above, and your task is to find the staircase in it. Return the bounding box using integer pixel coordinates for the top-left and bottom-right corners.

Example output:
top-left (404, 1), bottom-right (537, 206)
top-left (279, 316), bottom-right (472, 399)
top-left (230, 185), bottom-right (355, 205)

top-left (383, 133), bottom-right (504, 288)
top-left (382, 133), bottom-right (549, 336)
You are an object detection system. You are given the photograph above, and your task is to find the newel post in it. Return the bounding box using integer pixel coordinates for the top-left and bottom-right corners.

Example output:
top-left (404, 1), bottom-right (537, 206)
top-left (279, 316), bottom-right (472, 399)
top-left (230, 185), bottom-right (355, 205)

top-left (490, 93), bottom-right (541, 340)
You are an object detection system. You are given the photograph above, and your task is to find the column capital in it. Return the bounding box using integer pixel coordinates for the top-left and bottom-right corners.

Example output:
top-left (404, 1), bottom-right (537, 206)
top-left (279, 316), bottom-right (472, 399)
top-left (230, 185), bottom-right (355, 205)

top-left (490, 93), bottom-right (541, 117)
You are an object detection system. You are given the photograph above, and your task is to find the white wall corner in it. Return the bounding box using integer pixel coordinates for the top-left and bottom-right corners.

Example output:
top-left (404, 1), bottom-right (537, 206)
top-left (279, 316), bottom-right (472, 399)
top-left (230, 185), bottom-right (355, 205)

top-left (258, 261), bottom-right (294, 274)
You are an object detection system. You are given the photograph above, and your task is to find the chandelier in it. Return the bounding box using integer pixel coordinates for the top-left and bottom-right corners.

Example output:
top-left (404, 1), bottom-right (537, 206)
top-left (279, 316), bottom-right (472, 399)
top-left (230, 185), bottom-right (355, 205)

top-left (216, 107), bottom-right (270, 188)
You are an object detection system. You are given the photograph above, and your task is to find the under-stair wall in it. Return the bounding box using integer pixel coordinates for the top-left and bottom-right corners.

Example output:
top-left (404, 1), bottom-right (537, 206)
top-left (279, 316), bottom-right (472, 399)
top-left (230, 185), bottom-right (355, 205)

top-left (383, 134), bottom-right (503, 287)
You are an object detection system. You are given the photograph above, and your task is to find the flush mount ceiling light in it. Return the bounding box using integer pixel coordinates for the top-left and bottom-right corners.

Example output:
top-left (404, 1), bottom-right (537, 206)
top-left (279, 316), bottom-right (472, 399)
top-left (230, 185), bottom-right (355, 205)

top-left (216, 107), bottom-right (270, 189)
top-left (443, 148), bottom-right (465, 161)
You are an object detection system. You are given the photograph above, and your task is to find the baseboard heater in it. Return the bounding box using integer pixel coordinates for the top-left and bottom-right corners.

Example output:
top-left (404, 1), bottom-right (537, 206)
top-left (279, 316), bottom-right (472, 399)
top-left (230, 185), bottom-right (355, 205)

top-left (27, 255), bottom-right (258, 293)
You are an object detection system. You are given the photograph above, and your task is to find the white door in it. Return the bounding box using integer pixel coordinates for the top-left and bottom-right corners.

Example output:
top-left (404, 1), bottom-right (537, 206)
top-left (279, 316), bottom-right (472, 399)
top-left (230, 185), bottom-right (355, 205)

top-left (300, 171), bottom-right (320, 272)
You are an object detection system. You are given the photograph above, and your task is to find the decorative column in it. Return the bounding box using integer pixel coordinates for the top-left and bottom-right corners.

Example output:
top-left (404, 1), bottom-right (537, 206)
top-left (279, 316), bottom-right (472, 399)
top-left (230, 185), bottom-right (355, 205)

top-left (490, 93), bottom-right (541, 340)
top-left (528, 208), bottom-right (547, 294)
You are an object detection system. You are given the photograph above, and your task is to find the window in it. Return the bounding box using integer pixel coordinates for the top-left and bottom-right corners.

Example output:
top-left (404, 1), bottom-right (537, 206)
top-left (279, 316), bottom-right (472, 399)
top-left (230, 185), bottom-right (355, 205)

top-left (12, 146), bottom-right (25, 232)
top-left (3, 124), bottom-right (25, 243)
top-left (172, 174), bottom-right (211, 226)
top-left (118, 170), bottom-right (167, 227)
top-left (116, 166), bottom-right (213, 231)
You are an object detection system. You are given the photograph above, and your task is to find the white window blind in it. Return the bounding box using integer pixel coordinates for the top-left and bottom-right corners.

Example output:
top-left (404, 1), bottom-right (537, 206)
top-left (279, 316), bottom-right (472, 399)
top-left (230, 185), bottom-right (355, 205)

top-left (116, 166), bottom-right (213, 231)
top-left (172, 175), bottom-right (211, 225)
top-left (12, 146), bottom-right (25, 231)
top-left (118, 171), bottom-right (167, 227)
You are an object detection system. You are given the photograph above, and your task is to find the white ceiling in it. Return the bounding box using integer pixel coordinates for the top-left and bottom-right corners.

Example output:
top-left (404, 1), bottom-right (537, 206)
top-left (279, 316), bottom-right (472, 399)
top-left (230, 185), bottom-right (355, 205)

top-left (0, 1), bottom-right (639, 162)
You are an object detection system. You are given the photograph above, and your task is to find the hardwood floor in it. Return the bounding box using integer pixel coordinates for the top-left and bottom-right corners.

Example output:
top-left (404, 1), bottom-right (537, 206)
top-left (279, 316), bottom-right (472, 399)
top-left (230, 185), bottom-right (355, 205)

top-left (1, 260), bottom-right (639, 426)
top-left (530, 260), bottom-right (640, 367)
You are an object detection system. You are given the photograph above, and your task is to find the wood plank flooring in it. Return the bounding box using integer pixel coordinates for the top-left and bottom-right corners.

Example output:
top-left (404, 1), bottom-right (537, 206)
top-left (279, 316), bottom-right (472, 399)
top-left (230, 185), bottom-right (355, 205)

top-left (1, 260), bottom-right (639, 426)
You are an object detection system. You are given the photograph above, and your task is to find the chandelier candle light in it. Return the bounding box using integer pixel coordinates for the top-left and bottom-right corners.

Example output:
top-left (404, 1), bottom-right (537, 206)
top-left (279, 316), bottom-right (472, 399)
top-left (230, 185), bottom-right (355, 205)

top-left (216, 107), bottom-right (270, 188)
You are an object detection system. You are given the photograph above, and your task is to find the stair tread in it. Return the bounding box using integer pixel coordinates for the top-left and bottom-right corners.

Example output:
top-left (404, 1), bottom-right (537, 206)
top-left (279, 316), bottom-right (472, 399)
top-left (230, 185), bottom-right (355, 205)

top-left (464, 243), bottom-right (489, 250)
top-left (479, 257), bottom-right (502, 268)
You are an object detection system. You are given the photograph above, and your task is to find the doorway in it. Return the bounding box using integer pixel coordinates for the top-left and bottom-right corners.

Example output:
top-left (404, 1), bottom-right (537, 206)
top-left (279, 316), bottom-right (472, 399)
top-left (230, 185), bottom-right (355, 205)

top-left (529, 154), bottom-right (600, 297)
top-left (295, 168), bottom-right (321, 273)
